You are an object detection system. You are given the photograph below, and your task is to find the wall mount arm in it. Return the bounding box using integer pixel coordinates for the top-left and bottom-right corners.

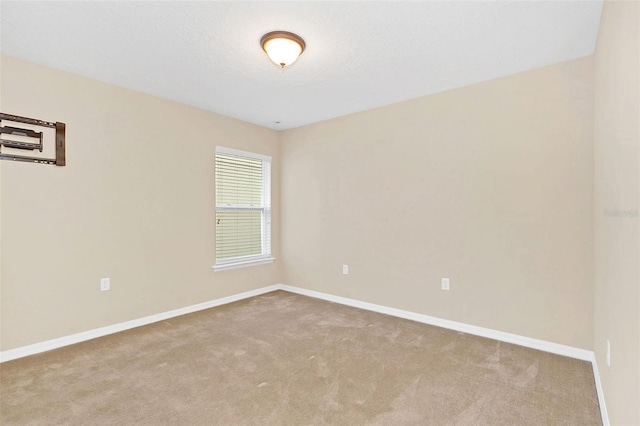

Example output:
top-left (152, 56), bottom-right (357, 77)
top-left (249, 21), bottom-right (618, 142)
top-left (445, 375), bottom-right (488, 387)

top-left (0, 112), bottom-right (66, 166)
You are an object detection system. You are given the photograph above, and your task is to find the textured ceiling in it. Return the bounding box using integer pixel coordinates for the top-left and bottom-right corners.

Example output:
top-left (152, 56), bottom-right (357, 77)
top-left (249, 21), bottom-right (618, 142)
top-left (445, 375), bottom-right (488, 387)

top-left (1, 1), bottom-right (603, 130)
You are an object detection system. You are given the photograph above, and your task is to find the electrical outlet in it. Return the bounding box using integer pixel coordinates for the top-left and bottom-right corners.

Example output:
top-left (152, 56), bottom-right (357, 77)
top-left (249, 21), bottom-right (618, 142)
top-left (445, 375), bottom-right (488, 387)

top-left (441, 278), bottom-right (450, 290)
top-left (342, 264), bottom-right (349, 275)
top-left (606, 340), bottom-right (611, 367)
top-left (100, 278), bottom-right (110, 292)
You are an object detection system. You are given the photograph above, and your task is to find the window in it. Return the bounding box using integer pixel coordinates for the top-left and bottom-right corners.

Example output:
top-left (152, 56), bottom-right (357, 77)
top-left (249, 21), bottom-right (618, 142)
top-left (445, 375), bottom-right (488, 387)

top-left (213, 146), bottom-right (273, 271)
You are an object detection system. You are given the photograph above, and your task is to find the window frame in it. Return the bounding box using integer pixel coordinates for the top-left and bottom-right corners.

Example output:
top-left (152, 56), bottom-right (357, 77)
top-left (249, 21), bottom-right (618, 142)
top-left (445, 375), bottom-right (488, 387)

top-left (212, 146), bottom-right (274, 272)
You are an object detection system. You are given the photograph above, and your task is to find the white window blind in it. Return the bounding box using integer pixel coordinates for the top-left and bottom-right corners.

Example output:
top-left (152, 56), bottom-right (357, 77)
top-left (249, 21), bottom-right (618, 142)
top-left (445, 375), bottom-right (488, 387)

top-left (215, 147), bottom-right (271, 269)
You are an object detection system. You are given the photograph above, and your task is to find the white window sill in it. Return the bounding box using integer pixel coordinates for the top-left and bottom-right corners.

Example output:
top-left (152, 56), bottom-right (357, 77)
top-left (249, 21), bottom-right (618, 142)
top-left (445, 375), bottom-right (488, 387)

top-left (212, 257), bottom-right (275, 272)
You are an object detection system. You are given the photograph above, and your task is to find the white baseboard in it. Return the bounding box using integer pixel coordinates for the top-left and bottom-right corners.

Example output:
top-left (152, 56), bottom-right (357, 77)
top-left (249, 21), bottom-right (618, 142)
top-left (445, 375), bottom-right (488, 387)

top-left (0, 282), bottom-right (609, 426)
top-left (591, 355), bottom-right (610, 426)
top-left (0, 282), bottom-right (594, 362)
top-left (278, 284), bottom-right (593, 361)
top-left (0, 284), bottom-right (280, 363)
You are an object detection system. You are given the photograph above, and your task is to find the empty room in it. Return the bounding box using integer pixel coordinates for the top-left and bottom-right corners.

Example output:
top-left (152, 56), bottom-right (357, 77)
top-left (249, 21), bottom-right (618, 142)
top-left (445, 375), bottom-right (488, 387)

top-left (0, 1), bottom-right (638, 425)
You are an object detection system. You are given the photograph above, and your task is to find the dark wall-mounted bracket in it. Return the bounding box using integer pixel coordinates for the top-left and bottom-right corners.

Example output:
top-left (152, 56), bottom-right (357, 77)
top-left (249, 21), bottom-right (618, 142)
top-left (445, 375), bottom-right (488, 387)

top-left (0, 112), bottom-right (66, 166)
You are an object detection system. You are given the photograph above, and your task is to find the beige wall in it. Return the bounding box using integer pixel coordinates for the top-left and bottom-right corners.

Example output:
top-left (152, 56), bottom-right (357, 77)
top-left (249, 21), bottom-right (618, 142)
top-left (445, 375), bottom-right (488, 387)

top-left (281, 57), bottom-right (595, 349)
top-left (0, 55), bottom-right (281, 350)
top-left (593, 1), bottom-right (640, 424)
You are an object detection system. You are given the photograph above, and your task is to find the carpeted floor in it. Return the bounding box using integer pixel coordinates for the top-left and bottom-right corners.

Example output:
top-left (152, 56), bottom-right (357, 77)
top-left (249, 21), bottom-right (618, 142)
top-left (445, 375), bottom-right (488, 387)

top-left (1, 290), bottom-right (601, 425)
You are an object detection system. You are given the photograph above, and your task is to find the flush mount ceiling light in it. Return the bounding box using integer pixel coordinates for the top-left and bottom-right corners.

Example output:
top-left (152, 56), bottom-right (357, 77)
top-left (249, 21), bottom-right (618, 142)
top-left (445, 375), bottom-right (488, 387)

top-left (260, 31), bottom-right (305, 68)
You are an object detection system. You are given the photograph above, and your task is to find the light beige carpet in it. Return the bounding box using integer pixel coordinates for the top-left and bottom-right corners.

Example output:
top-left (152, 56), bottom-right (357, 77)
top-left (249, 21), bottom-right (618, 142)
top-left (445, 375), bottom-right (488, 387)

top-left (1, 290), bottom-right (601, 425)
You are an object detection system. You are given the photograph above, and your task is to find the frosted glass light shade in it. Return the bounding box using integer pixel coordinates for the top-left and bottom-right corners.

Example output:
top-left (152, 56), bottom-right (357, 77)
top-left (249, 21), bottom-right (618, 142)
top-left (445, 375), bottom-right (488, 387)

top-left (261, 31), bottom-right (305, 68)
